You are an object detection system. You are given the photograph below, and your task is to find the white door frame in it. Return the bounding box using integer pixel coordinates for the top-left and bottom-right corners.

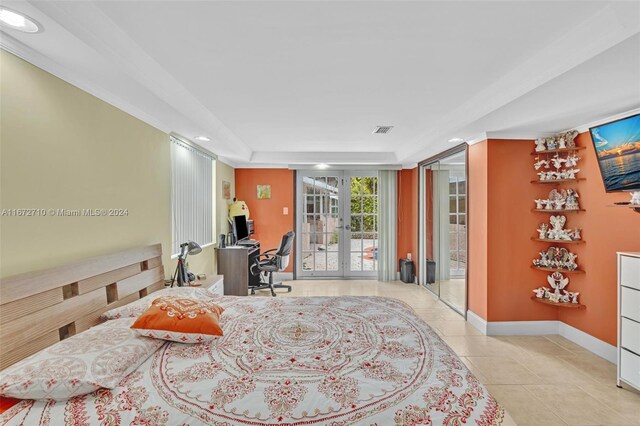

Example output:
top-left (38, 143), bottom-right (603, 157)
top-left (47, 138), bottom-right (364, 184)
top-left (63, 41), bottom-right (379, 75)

top-left (295, 170), bottom-right (378, 279)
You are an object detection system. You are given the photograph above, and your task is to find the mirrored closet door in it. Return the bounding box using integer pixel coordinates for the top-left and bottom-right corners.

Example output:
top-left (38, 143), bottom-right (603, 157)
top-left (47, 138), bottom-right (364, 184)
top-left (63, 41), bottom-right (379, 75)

top-left (419, 148), bottom-right (467, 315)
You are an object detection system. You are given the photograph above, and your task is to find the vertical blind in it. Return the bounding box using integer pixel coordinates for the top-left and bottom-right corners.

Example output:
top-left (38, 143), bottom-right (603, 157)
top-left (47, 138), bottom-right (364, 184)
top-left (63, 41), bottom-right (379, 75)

top-left (170, 136), bottom-right (215, 255)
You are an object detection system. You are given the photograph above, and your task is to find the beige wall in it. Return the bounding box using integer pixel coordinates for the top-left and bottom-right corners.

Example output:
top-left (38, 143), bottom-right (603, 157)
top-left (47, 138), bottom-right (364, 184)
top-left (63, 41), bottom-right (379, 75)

top-left (0, 51), bottom-right (230, 279)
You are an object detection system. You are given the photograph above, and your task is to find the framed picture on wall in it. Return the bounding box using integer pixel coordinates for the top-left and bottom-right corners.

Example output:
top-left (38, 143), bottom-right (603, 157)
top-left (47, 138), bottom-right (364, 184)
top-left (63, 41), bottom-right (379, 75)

top-left (257, 185), bottom-right (271, 199)
top-left (222, 181), bottom-right (231, 199)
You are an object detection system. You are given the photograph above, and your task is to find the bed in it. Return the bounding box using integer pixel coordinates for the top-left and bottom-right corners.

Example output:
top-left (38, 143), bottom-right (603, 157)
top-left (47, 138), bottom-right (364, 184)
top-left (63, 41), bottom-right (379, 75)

top-left (0, 245), bottom-right (504, 425)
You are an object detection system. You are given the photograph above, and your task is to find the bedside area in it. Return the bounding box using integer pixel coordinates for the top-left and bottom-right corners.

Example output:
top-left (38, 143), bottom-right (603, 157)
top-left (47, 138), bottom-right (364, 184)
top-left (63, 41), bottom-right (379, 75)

top-left (191, 275), bottom-right (224, 296)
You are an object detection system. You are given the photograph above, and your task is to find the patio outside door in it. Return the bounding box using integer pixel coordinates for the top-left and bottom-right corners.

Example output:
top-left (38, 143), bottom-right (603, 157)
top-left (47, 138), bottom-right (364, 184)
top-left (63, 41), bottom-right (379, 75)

top-left (296, 171), bottom-right (378, 278)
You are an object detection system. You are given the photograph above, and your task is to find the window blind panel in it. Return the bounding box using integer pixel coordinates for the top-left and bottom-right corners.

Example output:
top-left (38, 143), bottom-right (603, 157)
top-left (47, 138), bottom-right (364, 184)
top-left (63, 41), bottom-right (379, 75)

top-left (170, 136), bottom-right (214, 255)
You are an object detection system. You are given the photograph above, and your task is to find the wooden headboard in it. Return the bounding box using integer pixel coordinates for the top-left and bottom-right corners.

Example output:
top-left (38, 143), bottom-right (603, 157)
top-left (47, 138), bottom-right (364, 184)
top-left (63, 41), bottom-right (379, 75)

top-left (0, 244), bottom-right (165, 370)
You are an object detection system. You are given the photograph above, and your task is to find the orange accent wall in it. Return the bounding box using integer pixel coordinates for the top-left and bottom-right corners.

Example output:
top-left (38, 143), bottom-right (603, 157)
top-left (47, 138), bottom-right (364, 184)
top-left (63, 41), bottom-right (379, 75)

top-left (397, 168), bottom-right (418, 273)
top-left (234, 169), bottom-right (295, 272)
top-left (467, 135), bottom-right (639, 345)
top-left (468, 141), bottom-right (489, 319)
top-left (556, 131), bottom-right (639, 345)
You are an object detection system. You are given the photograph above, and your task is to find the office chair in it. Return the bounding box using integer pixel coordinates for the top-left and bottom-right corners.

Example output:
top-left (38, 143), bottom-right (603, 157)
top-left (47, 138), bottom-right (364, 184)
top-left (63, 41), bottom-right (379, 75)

top-left (250, 231), bottom-right (295, 297)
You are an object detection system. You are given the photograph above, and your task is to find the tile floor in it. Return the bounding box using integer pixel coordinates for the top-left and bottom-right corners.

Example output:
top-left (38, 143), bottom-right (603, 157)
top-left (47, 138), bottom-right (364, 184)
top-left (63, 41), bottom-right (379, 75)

top-left (257, 279), bottom-right (640, 426)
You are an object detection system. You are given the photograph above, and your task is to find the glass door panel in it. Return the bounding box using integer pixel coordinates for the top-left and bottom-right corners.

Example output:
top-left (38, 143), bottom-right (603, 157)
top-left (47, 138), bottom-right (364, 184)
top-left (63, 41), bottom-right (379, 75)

top-left (297, 172), bottom-right (344, 277)
top-left (346, 173), bottom-right (378, 277)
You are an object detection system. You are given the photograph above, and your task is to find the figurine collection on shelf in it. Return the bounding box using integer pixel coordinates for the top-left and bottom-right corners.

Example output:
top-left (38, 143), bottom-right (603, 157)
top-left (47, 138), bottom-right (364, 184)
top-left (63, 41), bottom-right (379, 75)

top-left (536, 215), bottom-right (582, 241)
top-left (534, 188), bottom-right (580, 211)
top-left (532, 272), bottom-right (580, 304)
top-left (533, 246), bottom-right (579, 271)
top-left (534, 130), bottom-right (579, 152)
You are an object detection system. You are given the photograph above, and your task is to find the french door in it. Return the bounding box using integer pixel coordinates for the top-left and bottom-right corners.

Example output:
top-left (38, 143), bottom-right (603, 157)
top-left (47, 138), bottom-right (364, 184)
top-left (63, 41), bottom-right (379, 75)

top-left (295, 170), bottom-right (378, 278)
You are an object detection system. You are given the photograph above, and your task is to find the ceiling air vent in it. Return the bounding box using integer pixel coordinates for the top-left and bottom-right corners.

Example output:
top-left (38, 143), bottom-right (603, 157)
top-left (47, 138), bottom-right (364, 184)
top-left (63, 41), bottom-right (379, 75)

top-left (373, 126), bottom-right (394, 134)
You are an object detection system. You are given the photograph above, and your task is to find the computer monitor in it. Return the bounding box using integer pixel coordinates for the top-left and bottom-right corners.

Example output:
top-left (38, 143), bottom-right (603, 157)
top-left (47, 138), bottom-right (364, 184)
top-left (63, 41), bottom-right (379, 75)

top-left (232, 215), bottom-right (250, 242)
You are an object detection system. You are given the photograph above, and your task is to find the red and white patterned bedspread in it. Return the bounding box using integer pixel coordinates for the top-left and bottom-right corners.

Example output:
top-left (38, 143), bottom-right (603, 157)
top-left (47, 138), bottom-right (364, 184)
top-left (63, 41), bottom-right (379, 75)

top-left (1, 296), bottom-right (503, 425)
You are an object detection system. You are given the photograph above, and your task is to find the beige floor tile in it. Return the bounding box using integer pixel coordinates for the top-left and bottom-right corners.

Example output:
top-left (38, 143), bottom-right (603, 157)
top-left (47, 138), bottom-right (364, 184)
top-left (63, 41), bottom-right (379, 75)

top-left (555, 353), bottom-right (618, 385)
top-left (486, 384), bottom-right (567, 425)
top-left (524, 384), bottom-right (633, 425)
top-left (501, 336), bottom-right (575, 358)
top-left (440, 335), bottom-right (522, 358)
top-left (465, 357), bottom-right (543, 385)
top-left (577, 383), bottom-right (640, 425)
top-left (520, 355), bottom-right (599, 385)
top-left (431, 320), bottom-right (483, 336)
top-left (543, 335), bottom-right (592, 354)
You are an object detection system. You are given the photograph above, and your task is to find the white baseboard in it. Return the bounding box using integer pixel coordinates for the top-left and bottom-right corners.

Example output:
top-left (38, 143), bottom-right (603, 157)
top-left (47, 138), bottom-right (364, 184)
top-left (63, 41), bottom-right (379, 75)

top-left (465, 310), bottom-right (617, 364)
top-left (558, 322), bottom-right (617, 364)
top-left (466, 310), bottom-right (488, 335)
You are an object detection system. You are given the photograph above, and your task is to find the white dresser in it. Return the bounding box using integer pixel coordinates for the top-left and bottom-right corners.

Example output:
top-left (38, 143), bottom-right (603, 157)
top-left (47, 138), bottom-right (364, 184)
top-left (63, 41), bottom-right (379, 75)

top-left (618, 252), bottom-right (640, 391)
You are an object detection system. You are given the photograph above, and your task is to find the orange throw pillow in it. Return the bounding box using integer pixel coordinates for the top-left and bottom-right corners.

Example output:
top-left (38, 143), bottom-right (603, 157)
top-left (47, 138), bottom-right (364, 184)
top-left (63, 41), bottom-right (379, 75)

top-left (131, 296), bottom-right (224, 343)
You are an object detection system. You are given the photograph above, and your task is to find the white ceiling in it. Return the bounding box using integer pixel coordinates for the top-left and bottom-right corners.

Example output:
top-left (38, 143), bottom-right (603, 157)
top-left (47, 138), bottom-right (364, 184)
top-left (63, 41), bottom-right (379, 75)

top-left (1, 1), bottom-right (639, 167)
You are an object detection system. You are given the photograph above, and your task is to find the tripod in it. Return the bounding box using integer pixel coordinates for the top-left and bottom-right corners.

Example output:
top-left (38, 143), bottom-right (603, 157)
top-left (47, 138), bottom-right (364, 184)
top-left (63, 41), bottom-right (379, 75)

top-left (170, 241), bottom-right (202, 287)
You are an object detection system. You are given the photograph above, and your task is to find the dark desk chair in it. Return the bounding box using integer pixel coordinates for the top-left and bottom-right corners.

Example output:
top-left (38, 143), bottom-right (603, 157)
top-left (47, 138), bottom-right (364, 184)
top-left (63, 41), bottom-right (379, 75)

top-left (250, 231), bottom-right (295, 297)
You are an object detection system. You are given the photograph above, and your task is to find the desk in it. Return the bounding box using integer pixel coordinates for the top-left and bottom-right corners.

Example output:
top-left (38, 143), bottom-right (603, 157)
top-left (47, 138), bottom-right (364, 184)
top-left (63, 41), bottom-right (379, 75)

top-left (215, 242), bottom-right (260, 296)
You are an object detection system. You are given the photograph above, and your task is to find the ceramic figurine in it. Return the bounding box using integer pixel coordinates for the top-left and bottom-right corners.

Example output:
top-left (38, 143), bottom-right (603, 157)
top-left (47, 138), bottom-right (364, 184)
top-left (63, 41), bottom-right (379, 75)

top-left (565, 153), bottom-right (580, 167)
top-left (534, 158), bottom-right (550, 170)
top-left (547, 138), bottom-right (558, 150)
top-left (570, 228), bottom-right (582, 241)
top-left (565, 130), bottom-right (579, 148)
top-left (533, 288), bottom-right (545, 298)
top-left (558, 136), bottom-right (567, 149)
top-left (571, 292), bottom-right (580, 304)
top-left (535, 139), bottom-right (547, 152)
top-left (560, 292), bottom-right (570, 303)
top-left (631, 191), bottom-right (640, 205)
top-left (566, 169), bottom-right (580, 179)
top-left (537, 223), bottom-right (548, 239)
top-left (565, 189), bottom-right (579, 210)
top-left (535, 199), bottom-right (546, 210)
top-left (551, 155), bottom-right (566, 170)
top-left (548, 271), bottom-right (569, 295)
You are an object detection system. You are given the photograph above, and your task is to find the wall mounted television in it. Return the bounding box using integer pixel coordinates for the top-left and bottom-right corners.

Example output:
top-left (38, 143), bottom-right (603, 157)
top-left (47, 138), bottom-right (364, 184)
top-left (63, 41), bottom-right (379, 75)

top-left (589, 113), bottom-right (640, 192)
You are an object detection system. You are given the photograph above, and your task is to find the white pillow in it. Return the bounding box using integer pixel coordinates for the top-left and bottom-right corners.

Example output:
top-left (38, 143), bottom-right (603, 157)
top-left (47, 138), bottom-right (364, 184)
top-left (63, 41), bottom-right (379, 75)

top-left (0, 318), bottom-right (163, 400)
top-left (100, 287), bottom-right (220, 320)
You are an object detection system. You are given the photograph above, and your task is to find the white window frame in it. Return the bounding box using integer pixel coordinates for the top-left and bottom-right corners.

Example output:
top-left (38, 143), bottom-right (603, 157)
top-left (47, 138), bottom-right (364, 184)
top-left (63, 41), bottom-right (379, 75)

top-left (170, 135), bottom-right (216, 256)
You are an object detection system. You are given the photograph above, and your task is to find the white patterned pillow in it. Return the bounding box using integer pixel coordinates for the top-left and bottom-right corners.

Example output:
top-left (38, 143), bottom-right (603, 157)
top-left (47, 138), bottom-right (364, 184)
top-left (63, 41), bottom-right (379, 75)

top-left (100, 287), bottom-right (220, 320)
top-left (0, 318), bottom-right (164, 400)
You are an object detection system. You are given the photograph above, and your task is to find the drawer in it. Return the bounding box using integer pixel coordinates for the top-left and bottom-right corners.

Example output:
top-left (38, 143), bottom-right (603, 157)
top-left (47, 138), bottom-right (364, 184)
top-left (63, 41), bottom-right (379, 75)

top-left (621, 286), bottom-right (640, 323)
top-left (620, 348), bottom-right (640, 390)
top-left (621, 317), bottom-right (640, 354)
top-left (621, 255), bottom-right (640, 291)
top-left (208, 279), bottom-right (224, 296)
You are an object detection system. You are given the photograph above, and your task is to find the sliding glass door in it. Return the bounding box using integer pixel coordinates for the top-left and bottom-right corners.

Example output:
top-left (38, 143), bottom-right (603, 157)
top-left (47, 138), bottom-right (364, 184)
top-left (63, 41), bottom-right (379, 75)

top-left (419, 149), bottom-right (467, 314)
top-left (296, 171), bottom-right (378, 278)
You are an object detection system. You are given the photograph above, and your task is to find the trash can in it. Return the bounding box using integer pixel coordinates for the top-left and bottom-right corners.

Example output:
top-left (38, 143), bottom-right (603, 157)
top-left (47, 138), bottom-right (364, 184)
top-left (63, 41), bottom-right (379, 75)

top-left (399, 259), bottom-right (415, 283)
top-left (425, 259), bottom-right (436, 284)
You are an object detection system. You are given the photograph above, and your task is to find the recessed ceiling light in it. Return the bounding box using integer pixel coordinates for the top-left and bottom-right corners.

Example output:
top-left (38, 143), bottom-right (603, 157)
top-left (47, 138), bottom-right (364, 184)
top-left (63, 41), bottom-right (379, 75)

top-left (448, 137), bottom-right (465, 143)
top-left (316, 163), bottom-right (330, 169)
top-left (0, 7), bottom-right (42, 33)
top-left (194, 136), bottom-right (211, 142)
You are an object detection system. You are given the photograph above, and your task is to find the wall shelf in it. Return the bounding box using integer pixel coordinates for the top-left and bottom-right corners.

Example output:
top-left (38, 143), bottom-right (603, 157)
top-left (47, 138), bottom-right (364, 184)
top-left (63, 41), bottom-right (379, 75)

top-left (531, 265), bottom-right (585, 274)
top-left (531, 178), bottom-right (585, 184)
top-left (531, 146), bottom-right (586, 155)
top-left (607, 204), bottom-right (640, 214)
top-left (531, 209), bottom-right (585, 213)
top-left (531, 237), bottom-right (584, 244)
top-left (531, 296), bottom-right (586, 309)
